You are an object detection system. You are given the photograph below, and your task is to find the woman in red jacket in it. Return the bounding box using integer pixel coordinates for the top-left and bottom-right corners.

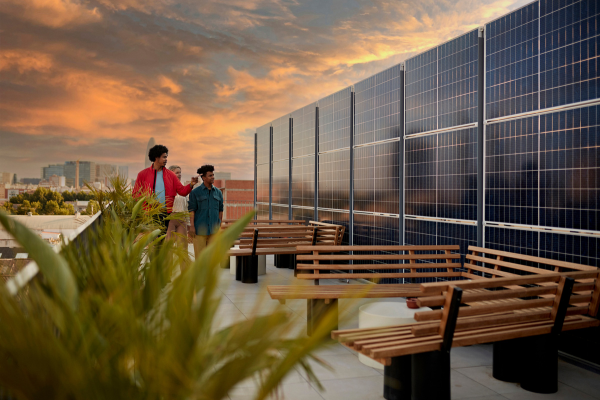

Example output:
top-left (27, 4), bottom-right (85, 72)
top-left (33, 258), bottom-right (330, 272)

top-left (133, 144), bottom-right (198, 231)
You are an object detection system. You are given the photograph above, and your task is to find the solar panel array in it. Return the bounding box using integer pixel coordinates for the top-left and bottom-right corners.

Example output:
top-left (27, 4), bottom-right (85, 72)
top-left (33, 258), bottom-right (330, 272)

top-left (254, 0), bottom-right (600, 275)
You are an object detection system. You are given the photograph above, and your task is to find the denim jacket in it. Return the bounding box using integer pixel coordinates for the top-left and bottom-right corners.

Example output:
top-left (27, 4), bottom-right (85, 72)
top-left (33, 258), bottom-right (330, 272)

top-left (188, 183), bottom-right (224, 235)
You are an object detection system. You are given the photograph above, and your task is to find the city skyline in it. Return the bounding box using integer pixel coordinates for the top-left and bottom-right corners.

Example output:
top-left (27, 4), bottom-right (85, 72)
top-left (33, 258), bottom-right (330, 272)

top-left (1, 0), bottom-right (532, 180)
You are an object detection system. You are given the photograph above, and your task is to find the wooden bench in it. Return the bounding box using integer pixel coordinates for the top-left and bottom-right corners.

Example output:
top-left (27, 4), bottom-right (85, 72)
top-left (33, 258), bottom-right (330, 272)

top-left (221, 219), bottom-right (305, 228)
top-left (229, 225), bottom-right (344, 283)
top-left (332, 270), bottom-right (600, 399)
top-left (267, 245), bottom-right (462, 335)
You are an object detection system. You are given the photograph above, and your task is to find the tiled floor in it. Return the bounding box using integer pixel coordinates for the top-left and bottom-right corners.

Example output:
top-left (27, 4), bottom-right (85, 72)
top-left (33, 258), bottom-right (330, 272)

top-left (188, 250), bottom-right (600, 400)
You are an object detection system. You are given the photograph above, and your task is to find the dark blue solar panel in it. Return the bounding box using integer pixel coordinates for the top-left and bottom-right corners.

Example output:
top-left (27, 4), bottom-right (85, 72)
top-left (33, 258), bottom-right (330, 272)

top-left (353, 214), bottom-right (400, 283)
top-left (485, 116), bottom-right (539, 225)
top-left (272, 115), bottom-right (289, 162)
top-left (486, 1), bottom-right (540, 119)
top-left (438, 30), bottom-right (479, 129)
top-left (291, 155), bottom-right (315, 208)
top-left (353, 141), bottom-right (400, 214)
top-left (540, 231), bottom-right (599, 267)
top-left (318, 149), bottom-right (350, 210)
top-left (405, 48), bottom-right (438, 135)
top-left (405, 135), bottom-right (437, 217)
top-left (539, 105), bottom-right (599, 231)
top-left (540, 0), bottom-right (600, 108)
top-left (354, 64), bottom-right (402, 146)
top-left (292, 207), bottom-right (315, 224)
top-left (271, 160), bottom-right (289, 205)
top-left (256, 123), bottom-right (271, 165)
top-left (256, 164), bottom-right (270, 203)
top-left (319, 87), bottom-right (352, 152)
top-left (405, 128), bottom-right (477, 220)
top-left (292, 103), bottom-right (316, 158)
top-left (485, 226), bottom-right (539, 256)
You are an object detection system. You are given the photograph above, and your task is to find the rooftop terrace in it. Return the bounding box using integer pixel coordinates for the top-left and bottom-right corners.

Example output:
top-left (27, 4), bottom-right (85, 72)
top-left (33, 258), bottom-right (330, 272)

top-left (188, 248), bottom-right (600, 400)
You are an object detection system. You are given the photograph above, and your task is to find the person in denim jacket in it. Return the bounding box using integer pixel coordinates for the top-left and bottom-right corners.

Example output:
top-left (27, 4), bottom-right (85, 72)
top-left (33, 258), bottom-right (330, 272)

top-left (188, 164), bottom-right (223, 258)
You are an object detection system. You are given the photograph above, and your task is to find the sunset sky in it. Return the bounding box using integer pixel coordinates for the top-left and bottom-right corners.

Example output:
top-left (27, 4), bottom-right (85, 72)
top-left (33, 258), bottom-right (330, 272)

top-left (1, 0), bottom-right (530, 181)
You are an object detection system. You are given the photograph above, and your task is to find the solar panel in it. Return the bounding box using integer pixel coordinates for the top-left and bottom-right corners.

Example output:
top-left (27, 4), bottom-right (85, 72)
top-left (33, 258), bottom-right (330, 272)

top-left (319, 87), bottom-right (352, 152)
top-left (318, 149), bottom-right (350, 211)
top-left (271, 204), bottom-right (290, 220)
top-left (353, 141), bottom-right (400, 214)
top-left (539, 105), bottom-right (599, 231)
top-left (272, 160), bottom-right (289, 205)
top-left (405, 48), bottom-right (438, 135)
top-left (485, 116), bottom-right (539, 225)
top-left (292, 207), bottom-right (315, 223)
top-left (485, 1), bottom-right (540, 119)
top-left (256, 164), bottom-right (270, 203)
top-left (292, 103), bottom-right (316, 158)
top-left (256, 123), bottom-right (271, 165)
top-left (292, 155), bottom-right (315, 208)
top-left (540, 0), bottom-right (600, 108)
top-left (256, 203), bottom-right (270, 219)
top-left (405, 127), bottom-right (477, 220)
top-left (271, 115), bottom-right (290, 162)
top-left (354, 64), bottom-right (403, 146)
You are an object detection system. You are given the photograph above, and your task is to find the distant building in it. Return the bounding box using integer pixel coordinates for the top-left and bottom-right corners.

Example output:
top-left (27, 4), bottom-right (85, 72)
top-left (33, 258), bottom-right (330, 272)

top-left (96, 164), bottom-right (118, 186)
top-left (214, 172), bottom-right (231, 181)
top-left (65, 161), bottom-right (96, 188)
top-left (20, 178), bottom-right (41, 185)
top-left (42, 164), bottom-right (65, 180)
top-left (12, 174), bottom-right (17, 184)
top-left (0, 172), bottom-right (14, 184)
top-left (48, 175), bottom-right (66, 187)
top-left (145, 137), bottom-right (156, 168)
top-left (118, 165), bottom-right (129, 180)
top-left (213, 179), bottom-right (254, 220)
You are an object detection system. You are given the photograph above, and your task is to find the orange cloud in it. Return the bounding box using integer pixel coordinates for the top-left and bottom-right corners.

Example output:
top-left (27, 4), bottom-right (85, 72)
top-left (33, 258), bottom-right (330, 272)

top-left (2, 0), bottom-right (102, 28)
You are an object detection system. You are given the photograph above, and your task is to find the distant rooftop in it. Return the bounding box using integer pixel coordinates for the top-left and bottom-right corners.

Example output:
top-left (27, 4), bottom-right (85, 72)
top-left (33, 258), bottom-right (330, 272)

top-left (7, 215), bottom-right (92, 230)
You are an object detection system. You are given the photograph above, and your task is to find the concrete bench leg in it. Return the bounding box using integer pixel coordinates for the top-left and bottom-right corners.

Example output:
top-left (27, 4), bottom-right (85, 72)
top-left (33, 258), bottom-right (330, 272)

top-left (520, 334), bottom-right (558, 394)
top-left (384, 355), bottom-right (411, 400)
top-left (411, 350), bottom-right (451, 400)
top-left (493, 338), bottom-right (527, 383)
top-left (240, 255), bottom-right (258, 284)
top-left (307, 299), bottom-right (338, 336)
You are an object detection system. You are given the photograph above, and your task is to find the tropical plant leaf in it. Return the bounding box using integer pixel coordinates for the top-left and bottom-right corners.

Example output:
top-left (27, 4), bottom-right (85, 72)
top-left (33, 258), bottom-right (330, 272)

top-left (0, 210), bottom-right (78, 311)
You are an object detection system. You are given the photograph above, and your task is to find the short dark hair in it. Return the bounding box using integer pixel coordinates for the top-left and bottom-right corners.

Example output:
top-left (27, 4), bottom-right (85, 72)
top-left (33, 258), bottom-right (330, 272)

top-left (197, 164), bottom-right (214, 177)
top-left (148, 144), bottom-right (168, 162)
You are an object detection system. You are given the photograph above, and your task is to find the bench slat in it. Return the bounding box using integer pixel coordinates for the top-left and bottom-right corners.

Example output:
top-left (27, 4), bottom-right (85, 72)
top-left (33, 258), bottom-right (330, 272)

top-left (297, 254), bottom-right (460, 261)
top-left (296, 272), bottom-right (464, 280)
top-left (295, 263), bottom-right (462, 270)
top-left (296, 245), bottom-right (461, 252)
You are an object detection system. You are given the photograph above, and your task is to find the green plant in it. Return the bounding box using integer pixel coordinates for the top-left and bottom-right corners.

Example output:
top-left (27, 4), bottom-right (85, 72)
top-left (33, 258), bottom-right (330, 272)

top-left (0, 179), bottom-right (336, 400)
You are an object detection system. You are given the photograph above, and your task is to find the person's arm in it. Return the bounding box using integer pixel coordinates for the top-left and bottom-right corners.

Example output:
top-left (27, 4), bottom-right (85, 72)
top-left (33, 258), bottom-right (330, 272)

top-left (174, 174), bottom-right (193, 196)
top-left (219, 191), bottom-right (224, 224)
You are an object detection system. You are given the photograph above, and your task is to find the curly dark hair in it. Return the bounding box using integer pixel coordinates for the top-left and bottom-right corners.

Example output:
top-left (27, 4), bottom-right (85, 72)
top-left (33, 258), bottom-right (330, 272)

top-left (197, 164), bottom-right (214, 177)
top-left (148, 144), bottom-right (168, 162)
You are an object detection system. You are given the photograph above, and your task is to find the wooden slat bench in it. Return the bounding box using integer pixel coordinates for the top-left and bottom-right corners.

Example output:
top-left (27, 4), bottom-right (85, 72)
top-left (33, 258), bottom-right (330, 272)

top-left (228, 225), bottom-right (344, 283)
top-left (267, 245), bottom-right (463, 335)
top-left (332, 270), bottom-right (600, 399)
top-left (221, 219), bottom-right (305, 228)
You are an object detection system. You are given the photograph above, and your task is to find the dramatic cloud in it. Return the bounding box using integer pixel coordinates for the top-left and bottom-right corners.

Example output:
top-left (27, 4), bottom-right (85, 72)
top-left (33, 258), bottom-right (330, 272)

top-left (0, 0), bottom-right (530, 181)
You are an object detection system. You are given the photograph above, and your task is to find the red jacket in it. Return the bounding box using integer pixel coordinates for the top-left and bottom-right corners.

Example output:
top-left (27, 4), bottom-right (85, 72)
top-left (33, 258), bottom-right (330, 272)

top-left (133, 167), bottom-right (193, 213)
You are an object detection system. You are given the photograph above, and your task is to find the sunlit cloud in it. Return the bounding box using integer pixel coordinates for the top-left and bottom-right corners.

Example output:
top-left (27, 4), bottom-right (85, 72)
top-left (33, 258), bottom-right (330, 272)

top-left (0, 0), bottom-right (530, 181)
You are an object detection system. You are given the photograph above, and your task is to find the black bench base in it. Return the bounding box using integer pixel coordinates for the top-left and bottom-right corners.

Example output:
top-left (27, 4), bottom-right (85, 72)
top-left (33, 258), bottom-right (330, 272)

top-left (307, 299), bottom-right (338, 336)
top-left (235, 255), bottom-right (258, 284)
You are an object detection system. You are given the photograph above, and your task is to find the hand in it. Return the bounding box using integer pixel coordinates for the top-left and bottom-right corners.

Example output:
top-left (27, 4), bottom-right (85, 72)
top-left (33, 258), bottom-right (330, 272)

top-left (190, 175), bottom-right (199, 185)
top-left (188, 226), bottom-right (196, 239)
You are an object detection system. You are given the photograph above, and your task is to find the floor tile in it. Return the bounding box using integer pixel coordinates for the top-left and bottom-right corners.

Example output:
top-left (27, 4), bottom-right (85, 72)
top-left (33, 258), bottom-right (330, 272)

top-left (229, 381), bottom-right (325, 400)
top-left (451, 369), bottom-right (499, 399)
top-left (451, 344), bottom-right (493, 368)
top-left (557, 360), bottom-right (600, 399)
top-left (501, 382), bottom-right (597, 400)
top-left (455, 366), bottom-right (521, 394)
top-left (301, 354), bottom-right (381, 381)
top-left (312, 375), bottom-right (384, 400)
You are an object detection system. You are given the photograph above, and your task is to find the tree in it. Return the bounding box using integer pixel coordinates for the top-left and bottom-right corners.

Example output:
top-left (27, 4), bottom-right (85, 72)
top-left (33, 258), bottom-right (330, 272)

top-left (1, 202), bottom-right (13, 215)
top-left (16, 200), bottom-right (39, 215)
top-left (83, 200), bottom-right (99, 215)
top-left (10, 187), bottom-right (78, 215)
